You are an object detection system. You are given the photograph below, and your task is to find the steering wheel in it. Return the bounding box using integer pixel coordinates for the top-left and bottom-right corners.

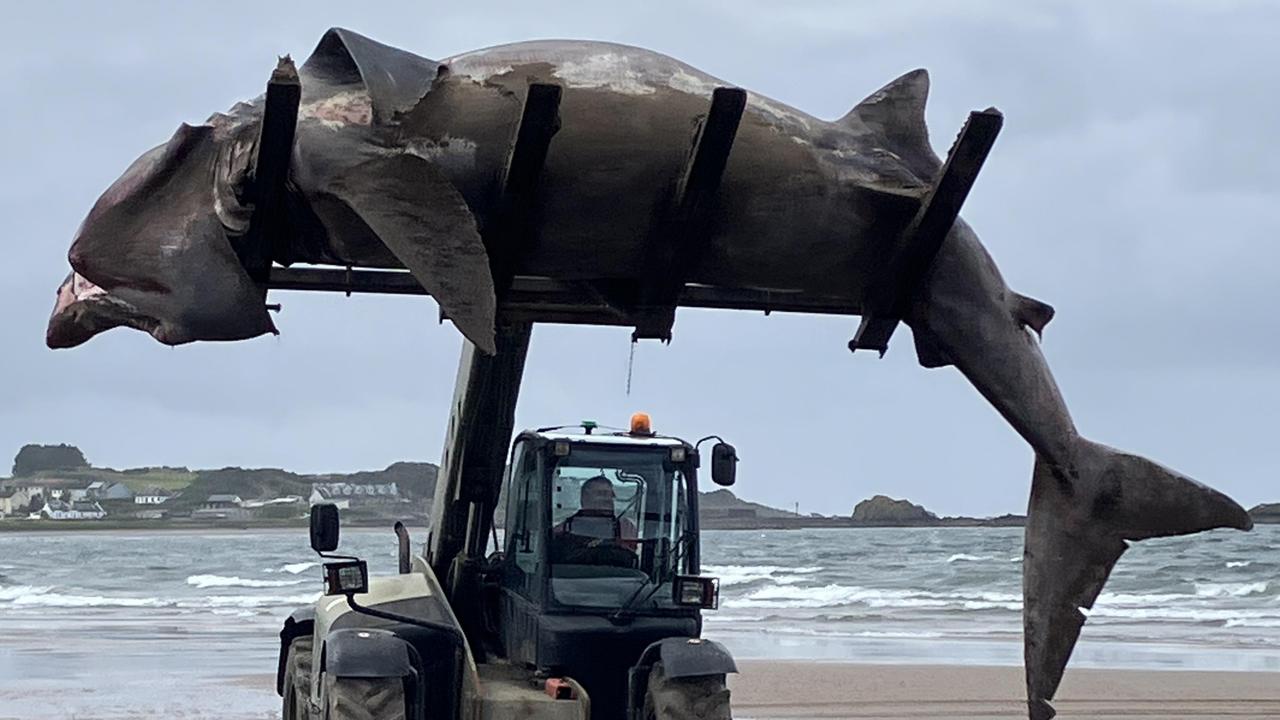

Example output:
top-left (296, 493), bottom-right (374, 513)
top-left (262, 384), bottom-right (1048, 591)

top-left (555, 534), bottom-right (638, 568)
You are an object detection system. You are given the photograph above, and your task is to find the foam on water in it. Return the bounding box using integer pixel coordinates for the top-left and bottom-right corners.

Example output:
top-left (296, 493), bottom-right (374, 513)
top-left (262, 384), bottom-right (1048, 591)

top-left (946, 553), bottom-right (998, 563)
top-left (269, 561), bottom-right (320, 575)
top-left (186, 574), bottom-right (306, 589)
top-left (1194, 581), bottom-right (1270, 598)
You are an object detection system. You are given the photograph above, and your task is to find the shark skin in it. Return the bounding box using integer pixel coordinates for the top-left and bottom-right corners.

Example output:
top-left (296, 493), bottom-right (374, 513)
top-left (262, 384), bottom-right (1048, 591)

top-left (44, 28), bottom-right (1252, 719)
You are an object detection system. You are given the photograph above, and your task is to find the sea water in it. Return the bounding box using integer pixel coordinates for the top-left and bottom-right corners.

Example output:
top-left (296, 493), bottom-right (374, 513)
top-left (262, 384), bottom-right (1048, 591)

top-left (0, 526), bottom-right (1276, 718)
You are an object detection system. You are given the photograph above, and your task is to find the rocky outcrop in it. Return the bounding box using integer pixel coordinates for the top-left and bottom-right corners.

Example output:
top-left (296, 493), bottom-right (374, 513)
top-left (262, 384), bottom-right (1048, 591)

top-left (851, 495), bottom-right (938, 523)
top-left (1249, 503), bottom-right (1280, 523)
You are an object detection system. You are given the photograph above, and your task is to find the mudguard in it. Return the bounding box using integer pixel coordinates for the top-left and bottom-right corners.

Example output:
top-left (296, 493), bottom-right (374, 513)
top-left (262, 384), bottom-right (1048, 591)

top-left (653, 638), bottom-right (737, 679)
top-left (276, 606), bottom-right (316, 696)
top-left (324, 628), bottom-right (414, 679)
top-left (628, 638), bottom-right (737, 719)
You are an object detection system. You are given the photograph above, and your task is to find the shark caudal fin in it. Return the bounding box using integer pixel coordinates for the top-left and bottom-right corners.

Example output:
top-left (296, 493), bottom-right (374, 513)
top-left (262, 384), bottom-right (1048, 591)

top-left (1023, 440), bottom-right (1253, 720)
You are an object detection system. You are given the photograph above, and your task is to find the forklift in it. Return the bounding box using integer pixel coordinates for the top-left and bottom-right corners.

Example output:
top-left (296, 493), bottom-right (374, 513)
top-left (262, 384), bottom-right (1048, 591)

top-left (278, 391), bottom-right (740, 719)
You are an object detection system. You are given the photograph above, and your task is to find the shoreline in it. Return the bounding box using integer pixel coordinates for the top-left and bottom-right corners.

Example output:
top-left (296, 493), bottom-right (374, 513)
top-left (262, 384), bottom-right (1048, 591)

top-left (4, 517), bottom-right (1274, 533)
top-left (0, 518), bottom-right (425, 533)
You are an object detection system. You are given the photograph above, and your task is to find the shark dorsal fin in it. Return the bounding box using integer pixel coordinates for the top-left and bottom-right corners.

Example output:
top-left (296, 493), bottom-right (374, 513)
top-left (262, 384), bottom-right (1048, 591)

top-left (841, 69), bottom-right (939, 180)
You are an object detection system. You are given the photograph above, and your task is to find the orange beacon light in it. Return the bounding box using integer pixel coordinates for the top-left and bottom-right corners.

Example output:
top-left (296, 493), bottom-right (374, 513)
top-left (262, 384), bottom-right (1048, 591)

top-left (629, 412), bottom-right (653, 435)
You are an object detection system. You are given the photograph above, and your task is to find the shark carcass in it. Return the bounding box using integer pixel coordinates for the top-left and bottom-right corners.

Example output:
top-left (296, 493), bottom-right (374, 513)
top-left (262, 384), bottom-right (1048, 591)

top-left (45, 28), bottom-right (1252, 719)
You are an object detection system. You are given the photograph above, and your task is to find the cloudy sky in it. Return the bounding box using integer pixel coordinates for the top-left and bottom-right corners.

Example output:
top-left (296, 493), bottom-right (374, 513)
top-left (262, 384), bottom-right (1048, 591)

top-left (3, 1), bottom-right (1277, 517)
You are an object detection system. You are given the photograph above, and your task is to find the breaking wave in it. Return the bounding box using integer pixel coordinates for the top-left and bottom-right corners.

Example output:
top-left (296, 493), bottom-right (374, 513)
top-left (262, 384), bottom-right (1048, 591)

top-left (186, 574), bottom-right (306, 589)
top-left (946, 554), bottom-right (998, 563)
top-left (0, 583), bottom-right (319, 610)
top-left (722, 584), bottom-right (1023, 611)
top-left (1194, 582), bottom-right (1269, 598)
top-left (701, 564), bottom-right (823, 588)
top-left (269, 562), bottom-right (320, 575)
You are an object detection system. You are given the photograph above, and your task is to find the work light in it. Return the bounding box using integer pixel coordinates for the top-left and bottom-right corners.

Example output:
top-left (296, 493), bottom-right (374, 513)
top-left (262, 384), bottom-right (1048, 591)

top-left (672, 575), bottom-right (719, 609)
top-left (323, 560), bottom-right (369, 596)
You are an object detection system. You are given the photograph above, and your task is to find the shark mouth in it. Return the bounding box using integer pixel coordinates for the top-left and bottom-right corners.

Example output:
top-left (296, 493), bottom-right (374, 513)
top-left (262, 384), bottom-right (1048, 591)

top-left (46, 271), bottom-right (160, 348)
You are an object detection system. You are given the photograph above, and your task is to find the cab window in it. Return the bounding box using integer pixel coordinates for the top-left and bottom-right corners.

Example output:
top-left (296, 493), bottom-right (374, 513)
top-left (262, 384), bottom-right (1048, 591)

top-left (546, 444), bottom-right (691, 609)
top-left (504, 441), bottom-right (543, 580)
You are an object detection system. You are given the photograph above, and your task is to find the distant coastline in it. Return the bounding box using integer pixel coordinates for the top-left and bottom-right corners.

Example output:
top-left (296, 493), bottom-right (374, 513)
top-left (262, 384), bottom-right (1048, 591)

top-left (2, 444), bottom-right (1276, 531)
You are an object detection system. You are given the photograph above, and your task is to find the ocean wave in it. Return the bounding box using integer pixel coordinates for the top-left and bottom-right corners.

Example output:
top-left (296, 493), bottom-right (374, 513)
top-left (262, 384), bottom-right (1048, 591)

top-left (702, 564), bottom-right (822, 587)
top-left (1, 582), bottom-right (320, 610)
top-left (186, 574), bottom-right (306, 589)
top-left (1225, 561), bottom-right (1253, 569)
top-left (1224, 618), bottom-right (1280, 629)
top-left (1194, 582), bottom-right (1269, 598)
top-left (854, 630), bottom-right (944, 639)
top-left (1086, 605), bottom-right (1280, 623)
top-left (1097, 591), bottom-right (1192, 605)
top-left (946, 554), bottom-right (998, 563)
top-left (0, 585), bottom-right (53, 602)
top-left (268, 562), bottom-right (320, 575)
top-left (179, 593), bottom-right (320, 609)
top-left (11, 590), bottom-right (168, 608)
top-left (722, 584), bottom-right (1023, 610)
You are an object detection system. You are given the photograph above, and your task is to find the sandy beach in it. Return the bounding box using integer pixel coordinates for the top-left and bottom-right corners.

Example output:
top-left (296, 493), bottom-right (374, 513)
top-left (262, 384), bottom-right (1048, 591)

top-left (7, 663), bottom-right (1276, 719)
top-left (729, 662), bottom-right (1280, 719)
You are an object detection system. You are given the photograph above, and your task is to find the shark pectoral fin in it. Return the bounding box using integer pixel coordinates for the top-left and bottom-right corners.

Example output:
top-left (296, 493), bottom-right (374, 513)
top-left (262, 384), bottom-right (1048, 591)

top-left (325, 154), bottom-right (497, 353)
top-left (1023, 442), bottom-right (1253, 720)
top-left (1013, 293), bottom-right (1055, 339)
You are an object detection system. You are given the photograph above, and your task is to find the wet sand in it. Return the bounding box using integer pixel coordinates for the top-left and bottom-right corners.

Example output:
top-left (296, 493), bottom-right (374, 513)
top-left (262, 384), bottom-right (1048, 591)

top-left (730, 662), bottom-right (1280, 719)
top-left (5, 664), bottom-right (1277, 719)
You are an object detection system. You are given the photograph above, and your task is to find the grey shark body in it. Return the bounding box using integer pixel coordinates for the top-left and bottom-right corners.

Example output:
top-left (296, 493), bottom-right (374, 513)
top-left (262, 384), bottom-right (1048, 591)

top-left (45, 29), bottom-right (1252, 719)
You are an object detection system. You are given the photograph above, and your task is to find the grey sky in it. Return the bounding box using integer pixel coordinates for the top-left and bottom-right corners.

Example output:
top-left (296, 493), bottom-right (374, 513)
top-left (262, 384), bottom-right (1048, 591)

top-left (3, 1), bottom-right (1277, 517)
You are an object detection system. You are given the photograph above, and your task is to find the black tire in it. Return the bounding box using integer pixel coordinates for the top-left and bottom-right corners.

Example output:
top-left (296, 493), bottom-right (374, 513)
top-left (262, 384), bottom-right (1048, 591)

top-left (282, 637), bottom-right (314, 720)
top-left (643, 661), bottom-right (732, 720)
top-left (323, 674), bottom-right (408, 720)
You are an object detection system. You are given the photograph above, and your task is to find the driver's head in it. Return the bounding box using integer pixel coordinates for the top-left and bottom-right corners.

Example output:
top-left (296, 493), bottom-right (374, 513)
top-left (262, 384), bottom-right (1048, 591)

top-left (580, 476), bottom-right (616, 512)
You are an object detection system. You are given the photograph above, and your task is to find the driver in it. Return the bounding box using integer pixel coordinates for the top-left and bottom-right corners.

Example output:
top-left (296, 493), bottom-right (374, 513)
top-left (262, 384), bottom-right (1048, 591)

top-left (553, 476), bottom-right (637, 549)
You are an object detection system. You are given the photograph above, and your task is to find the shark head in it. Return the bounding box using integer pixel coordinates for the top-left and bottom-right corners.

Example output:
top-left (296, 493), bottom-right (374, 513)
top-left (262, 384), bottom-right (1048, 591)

top-left (46, 119), bottom-right (274, 349)
top-left (47, 27), bottom-right (499, 353)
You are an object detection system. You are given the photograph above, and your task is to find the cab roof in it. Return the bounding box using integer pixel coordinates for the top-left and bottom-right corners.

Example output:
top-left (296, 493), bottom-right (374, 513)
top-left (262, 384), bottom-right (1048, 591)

top-left (529, 428), bottom-right (689, 448)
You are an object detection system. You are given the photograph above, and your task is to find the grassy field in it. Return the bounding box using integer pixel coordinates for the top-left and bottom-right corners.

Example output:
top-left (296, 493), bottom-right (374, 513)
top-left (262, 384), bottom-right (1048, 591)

top-left (19, 467), bottom-right (198, 491)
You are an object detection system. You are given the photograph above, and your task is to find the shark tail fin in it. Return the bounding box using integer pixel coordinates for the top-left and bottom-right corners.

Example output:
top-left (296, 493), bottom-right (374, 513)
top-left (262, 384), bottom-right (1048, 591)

top-left (1023, 439), bottom-right (1253, 720)
top-left (840, 68), bottom-right (939, 180)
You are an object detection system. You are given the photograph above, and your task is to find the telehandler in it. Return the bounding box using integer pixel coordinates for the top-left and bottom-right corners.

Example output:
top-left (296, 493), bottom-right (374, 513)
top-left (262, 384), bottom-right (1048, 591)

top-left (278, 408), bottom-right (740, 720)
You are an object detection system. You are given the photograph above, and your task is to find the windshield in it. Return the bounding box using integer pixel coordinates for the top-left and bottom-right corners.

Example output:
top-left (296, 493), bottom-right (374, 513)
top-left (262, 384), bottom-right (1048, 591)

top-left (547, 444), bottom-right (691, 609)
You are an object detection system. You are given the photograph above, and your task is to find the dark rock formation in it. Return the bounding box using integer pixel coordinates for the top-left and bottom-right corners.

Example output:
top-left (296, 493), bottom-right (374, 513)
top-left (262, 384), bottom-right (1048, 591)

top-left (852, 495), bottom-right (938, 523)
top-left (1249, 503), bottom-right (1280, 523)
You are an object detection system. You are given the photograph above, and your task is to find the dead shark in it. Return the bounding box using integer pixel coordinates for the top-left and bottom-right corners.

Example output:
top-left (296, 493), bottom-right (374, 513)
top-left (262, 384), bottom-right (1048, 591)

top-left (45, 28), bottom-right (1252, 719)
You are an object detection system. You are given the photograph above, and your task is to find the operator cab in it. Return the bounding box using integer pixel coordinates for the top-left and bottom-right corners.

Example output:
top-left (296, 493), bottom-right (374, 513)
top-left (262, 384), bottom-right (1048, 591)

top-left (491, 413), bottom-right (736, 716)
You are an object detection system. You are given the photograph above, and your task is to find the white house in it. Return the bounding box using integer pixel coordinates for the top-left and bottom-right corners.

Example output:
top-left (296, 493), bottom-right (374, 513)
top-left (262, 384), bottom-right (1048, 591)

top-left (42, 500), bottom-right (107, 520)
top-left (134, 487), bottom-right (175, 505)
top-left (190, 494), bottom-right (249, 520)
top-left (309, 483), bottom-right (401, 509)
top-left (202, 494), bottom-right (243, 509)
top-left (0, 488), bottom-right (32, 517)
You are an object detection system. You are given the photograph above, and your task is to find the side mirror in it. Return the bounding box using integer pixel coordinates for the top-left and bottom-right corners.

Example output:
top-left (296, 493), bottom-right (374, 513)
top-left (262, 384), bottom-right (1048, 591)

top-left (310, 503), bottom-right (340, 553)
top-left (710, 443), bottom-right (738, 487)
